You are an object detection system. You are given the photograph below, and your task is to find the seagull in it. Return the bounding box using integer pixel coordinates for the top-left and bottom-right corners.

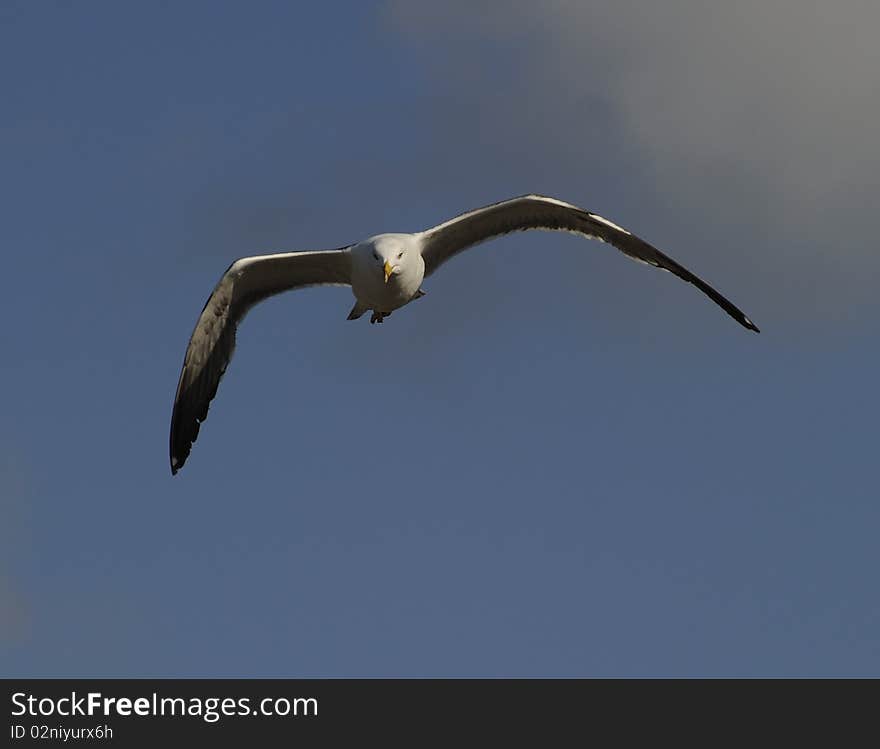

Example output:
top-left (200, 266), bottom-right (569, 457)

top-left (170, 194), bottom-right (759, 474)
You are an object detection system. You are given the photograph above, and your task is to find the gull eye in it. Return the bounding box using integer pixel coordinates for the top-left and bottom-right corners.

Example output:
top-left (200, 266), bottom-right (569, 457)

top-left (397, 251), bottom-right (404, 259)
top-left (373, 250), bottom-right (380, 261)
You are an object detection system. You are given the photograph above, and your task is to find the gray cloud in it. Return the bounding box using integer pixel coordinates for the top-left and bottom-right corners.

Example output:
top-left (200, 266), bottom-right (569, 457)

top-left (0, 576), bottom-right (29, 646)
top-left (0, 454), bottom-right (31, 647)
top-left (386, 1), bottom-right (880, 323)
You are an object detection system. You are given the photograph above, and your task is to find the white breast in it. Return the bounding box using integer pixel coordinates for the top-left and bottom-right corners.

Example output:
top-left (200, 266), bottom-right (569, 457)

top-left (350, 234), bottom-right (425, 312)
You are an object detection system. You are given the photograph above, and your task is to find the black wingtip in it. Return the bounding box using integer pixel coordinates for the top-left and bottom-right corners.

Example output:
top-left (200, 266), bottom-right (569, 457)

top-left (170, 440), bottom-right (188, 475)
top-left (170, 443), bottom-right (192, 475)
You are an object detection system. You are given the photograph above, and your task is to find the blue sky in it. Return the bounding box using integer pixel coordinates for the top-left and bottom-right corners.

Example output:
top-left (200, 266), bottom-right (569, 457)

top-left (3, 1), bottom-right (878, 676)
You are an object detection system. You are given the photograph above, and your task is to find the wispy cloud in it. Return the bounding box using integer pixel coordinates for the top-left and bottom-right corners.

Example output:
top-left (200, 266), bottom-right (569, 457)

top-left (386, 1), bottom-right (880, 322)
top-left (0, 455), bottom-right (31, 647)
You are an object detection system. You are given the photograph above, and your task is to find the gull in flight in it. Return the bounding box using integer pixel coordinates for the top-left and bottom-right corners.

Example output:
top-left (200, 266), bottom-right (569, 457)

top-left (170, 194), bottom-right (759, 474)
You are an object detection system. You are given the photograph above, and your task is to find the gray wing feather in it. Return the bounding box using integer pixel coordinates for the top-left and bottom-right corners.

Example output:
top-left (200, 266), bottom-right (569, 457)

top-left (419, 194), bottom-right (759, 333)
top-left (170, 248), bottom-right (351, 474)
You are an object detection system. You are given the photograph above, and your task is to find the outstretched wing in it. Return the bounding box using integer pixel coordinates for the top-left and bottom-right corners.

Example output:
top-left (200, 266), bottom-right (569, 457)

top-left (170, 249), bottom-right (352, 474)
top-left (418, 194), bottom-right (759, 332)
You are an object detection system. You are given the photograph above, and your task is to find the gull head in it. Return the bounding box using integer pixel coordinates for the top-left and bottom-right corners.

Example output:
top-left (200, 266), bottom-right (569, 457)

top-left (371, 236), bottom-right (408, 284)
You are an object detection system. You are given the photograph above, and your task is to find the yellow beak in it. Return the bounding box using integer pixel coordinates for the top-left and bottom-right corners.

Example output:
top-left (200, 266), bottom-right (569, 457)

top-left (384, 260), bottom-right (394, 284)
